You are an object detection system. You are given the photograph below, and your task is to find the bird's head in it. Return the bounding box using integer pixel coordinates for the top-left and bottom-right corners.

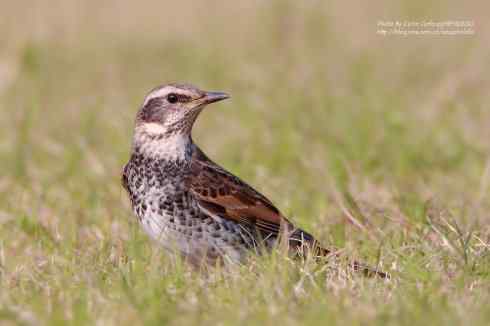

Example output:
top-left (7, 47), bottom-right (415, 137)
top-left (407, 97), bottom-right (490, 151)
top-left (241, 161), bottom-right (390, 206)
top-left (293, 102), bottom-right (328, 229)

top-left (134, 83), bottom-right (229, 139)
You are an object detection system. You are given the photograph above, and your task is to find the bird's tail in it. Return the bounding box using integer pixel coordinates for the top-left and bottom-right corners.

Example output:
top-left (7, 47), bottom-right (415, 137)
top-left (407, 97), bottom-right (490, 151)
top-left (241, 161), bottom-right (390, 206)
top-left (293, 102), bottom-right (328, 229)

top-left (313, 245), bottom-right (390, 279)
top-left (288, 228), bottom-right (390, 279)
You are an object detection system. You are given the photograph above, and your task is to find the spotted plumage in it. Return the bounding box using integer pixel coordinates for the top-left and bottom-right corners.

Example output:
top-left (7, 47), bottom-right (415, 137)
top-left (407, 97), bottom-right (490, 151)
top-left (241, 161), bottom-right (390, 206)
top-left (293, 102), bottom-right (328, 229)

top-left (122, 83), bottom-right (388, 277)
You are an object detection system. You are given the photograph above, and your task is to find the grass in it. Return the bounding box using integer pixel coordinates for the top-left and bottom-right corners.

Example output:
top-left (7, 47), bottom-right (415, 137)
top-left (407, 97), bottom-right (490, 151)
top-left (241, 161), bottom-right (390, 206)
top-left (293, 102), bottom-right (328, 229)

top-left (1, 1), bottom-right (489, 325)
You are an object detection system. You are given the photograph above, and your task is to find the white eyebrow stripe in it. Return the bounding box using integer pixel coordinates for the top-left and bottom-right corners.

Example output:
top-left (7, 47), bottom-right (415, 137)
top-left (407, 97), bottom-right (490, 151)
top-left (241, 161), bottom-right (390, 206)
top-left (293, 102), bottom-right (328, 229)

top-left (143, 87), bottom-right (173, 107)
top-left (142, 86), bottom-right (191, 107)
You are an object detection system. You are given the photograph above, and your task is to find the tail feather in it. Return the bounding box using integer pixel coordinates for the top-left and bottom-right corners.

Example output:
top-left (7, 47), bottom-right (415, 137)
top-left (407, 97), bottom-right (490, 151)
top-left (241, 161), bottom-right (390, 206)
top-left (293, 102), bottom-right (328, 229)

top-left (314, 244), bottom-right (390, 279)
top-left (289, 228), bottom-right (390, 279)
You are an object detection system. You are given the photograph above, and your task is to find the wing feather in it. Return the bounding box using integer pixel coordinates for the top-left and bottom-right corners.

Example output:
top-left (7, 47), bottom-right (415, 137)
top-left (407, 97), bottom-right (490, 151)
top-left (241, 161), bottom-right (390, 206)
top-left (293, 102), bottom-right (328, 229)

top-left (187, 148), bottom-right (288, 237)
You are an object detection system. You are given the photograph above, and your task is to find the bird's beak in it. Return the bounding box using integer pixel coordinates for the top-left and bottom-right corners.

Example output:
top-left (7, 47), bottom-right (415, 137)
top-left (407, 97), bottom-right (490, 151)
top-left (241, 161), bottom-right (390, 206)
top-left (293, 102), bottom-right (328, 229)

top-left (199, 91), bottom-right (230, 105)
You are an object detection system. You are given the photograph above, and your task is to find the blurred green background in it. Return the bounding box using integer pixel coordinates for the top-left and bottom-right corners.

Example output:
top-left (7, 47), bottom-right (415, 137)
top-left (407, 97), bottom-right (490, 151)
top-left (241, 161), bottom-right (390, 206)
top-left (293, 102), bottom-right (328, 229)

top-left (1, 1), bottom-right (489, 325)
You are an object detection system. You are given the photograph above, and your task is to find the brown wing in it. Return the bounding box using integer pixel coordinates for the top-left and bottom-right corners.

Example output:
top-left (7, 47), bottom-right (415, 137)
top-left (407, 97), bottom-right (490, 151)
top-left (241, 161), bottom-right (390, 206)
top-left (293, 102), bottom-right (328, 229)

top-left (187, 148), bottom-right (389, 278)
top-left (187, 148), bottom-right (294, 237)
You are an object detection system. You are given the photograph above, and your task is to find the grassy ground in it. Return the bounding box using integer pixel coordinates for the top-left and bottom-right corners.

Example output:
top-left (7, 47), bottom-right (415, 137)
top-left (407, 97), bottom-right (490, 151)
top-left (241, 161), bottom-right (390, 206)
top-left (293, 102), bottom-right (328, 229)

top-left (1, 1), bottom-right (489, 325)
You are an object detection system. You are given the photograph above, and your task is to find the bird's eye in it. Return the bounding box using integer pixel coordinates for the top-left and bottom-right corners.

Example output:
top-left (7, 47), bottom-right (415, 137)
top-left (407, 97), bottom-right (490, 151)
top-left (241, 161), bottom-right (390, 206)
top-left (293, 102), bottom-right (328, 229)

top-left (167, 93), bottom-right (178, 103)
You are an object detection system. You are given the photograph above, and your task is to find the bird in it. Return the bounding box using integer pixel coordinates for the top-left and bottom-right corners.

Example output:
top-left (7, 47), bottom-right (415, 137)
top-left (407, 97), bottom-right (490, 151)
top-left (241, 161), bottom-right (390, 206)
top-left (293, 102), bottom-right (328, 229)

top-left (121, 83), bottom-right (388, 278)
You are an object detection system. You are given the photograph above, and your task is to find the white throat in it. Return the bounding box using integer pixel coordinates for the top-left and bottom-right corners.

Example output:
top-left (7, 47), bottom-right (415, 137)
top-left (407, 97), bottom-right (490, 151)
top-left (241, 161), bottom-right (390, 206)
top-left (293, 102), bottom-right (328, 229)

top-left (133, 123), bottom-right (192, 161)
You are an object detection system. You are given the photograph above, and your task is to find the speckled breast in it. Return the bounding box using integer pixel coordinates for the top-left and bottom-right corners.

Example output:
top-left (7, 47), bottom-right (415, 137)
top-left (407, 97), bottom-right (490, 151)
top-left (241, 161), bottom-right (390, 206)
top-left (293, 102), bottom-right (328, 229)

top-left (122, 154), bottom-right (256, 265)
